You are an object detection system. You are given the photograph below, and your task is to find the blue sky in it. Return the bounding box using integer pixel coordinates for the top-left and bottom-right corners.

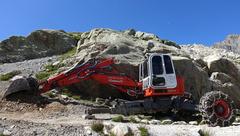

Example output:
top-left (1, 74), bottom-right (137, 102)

top-left (0, 0), bottom-right (240, 45)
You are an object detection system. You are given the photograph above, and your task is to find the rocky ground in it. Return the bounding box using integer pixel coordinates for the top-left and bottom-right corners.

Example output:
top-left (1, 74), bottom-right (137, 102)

top-left (1, 28), bottom-right (240, 136)
top-left (0, 56), bottom-right (239, 136)
top-left (0, 96), bottom-right (240, 136)
top-left (0, 56), bottom-right (58, 76)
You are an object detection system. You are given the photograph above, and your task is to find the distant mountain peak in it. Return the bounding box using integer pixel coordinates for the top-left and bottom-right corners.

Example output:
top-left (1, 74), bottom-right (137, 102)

top-left (214, 34), bottom-right (240, 53)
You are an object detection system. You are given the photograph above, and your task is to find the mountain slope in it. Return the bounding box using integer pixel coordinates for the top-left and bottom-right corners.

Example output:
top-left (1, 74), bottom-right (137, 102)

top-left (214, 34), bottom-right (240, 53)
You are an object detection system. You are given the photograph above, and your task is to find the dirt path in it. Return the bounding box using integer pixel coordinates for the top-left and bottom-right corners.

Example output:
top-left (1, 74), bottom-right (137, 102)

top-left (1, 109), bottom-right (240, 136)
top-left (0, 99), bottom-right (98, 136)
top-left (0, 112), bottom-right (89, 126)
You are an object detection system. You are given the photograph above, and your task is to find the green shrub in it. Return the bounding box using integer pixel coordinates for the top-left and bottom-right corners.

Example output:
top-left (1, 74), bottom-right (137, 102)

top-left (109, 132), bottom-right (116, 136)
top-left (35, 63), bottom-right (65, 80)
top-left (72, 95), bottom-right (81, 100)
top-left (129, 116), bottom-right (138, 123)
top-left (91, 122), bottom-right (104, 133)
top-left (72, 34), bottom-right (81, 41)
top-left (35, 71), bottom-right (53, 80)
top-left (60, 47), bottom-right (77, 61)
top-left (69, 33), bottom-right (82, 41)
top-left (138, 115), bottom-right (152, 120)
top-left (0, 70), bottom-right (21, 81)
top-left (44, 64), bottom-right (58, 72)
top-left (45, 63), bottom-right (66, 72)
top-left (112, 115), bottom-right (124, 122)
top-left (138, 126), bottom-right (149, 136)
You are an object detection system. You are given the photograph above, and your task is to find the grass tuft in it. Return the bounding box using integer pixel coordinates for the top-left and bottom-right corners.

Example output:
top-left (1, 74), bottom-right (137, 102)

top-left (70, 34), bottom-right (81, 41)
top-left (72, 95), bottom-right (81, 100)
top-left (138, 126), bottom-right (149, 136)
top-left (35, 71), bottom-right (53, 80)
top-left (35, 63), bottom-right (65, 80)
top-left (112, 115), bottom-right (124, 122)
top-left (60, 47), bottom-right (77, 61)
top-left (109, 132), bottom-right (116, 136)
top-left (129, 116), bottom-right (138, 123)
top-left (0, 70), bottom-right (21, 81)
top-left (91, 122), bottom-right (104, 133)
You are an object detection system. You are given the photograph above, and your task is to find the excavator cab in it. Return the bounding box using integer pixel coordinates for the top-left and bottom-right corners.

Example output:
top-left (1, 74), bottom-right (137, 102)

top-left (139, 54), bottom-right (177, 89)
top-left (139, 54), bottom-right (182, 97)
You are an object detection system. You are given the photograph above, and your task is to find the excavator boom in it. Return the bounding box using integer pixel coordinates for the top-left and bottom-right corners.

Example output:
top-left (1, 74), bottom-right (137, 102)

top-left (0, 58), bottom-right (141, 99)
top-left (39, 58), bottom-right (141, 96)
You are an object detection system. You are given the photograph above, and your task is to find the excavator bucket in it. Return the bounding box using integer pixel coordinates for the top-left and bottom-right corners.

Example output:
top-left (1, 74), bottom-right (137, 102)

top-left (0, 76), bottom-right (38, 99)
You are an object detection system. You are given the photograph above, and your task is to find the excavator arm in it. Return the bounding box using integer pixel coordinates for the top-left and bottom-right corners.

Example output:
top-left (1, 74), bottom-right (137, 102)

top-left (39, 58), bottom-right (142, 96)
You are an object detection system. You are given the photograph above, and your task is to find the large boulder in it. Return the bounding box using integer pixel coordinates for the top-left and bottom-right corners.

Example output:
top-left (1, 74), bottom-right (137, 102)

top-left (210, 72), bottom-right (240, 107)
top-left (183, 45), bottom-right (240, 107)
top-left (26, 30), bottom-right (76, 55)
top-left (75, 28), bottom-right (185, 77)
top-left (205, 55), bottom-right (240, 81)
top-left (68, 28), bottom-right (213, 100)
top-left (67, 29), bottom-right (185, 99)
top-left (72, 29), bottom-right (240, 105)
top-left (172, 56), bottom-right (211, 101)
top-left (205, 55), bottom-right (240, 107)
top-left (0, 29), bottom-right (77, 63)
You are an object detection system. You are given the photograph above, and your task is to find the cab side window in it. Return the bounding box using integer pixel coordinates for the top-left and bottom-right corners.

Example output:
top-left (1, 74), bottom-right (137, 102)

top-left (152, 56), bottom-right (163, 75)
top-left (163, 55), bottom-right (174, 74)
top-left (143, 60), bottom-right (148, 78)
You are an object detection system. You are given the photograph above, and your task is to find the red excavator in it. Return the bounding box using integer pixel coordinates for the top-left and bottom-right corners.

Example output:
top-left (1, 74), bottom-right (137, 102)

top-left (1, 53), bottom-right (236, 127)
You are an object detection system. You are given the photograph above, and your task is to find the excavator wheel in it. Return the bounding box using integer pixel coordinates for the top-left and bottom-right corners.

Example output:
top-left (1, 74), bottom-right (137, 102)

top-left (199, 91), bottom-right (236, 127)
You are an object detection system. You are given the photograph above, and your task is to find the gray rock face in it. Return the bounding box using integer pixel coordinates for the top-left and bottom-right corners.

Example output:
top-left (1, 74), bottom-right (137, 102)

top-left (214, 34), bottom-right (240, 53)
top-left (0, 29), bottom-right (77, 63)
top-left (205, 56), bottom-right (240, 106)
top-left (71, 29), bottom-right (208, 101)
top-left (172, 56), bottom-right (210, 101)
top-left (206, 56), bottom-right (240, 80)
top-left (67, 28), bottom-right (237, 103)
top-left (69, 28), bottom-right (189, 99)
top-left (183, 45), bottom-right (240, 107)
top-left (210, 72), bottom-right (240, 106)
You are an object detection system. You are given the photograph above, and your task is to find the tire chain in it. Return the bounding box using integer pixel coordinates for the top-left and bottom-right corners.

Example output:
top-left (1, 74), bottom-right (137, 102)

top-left (199, 91), bottom-right (236, 127)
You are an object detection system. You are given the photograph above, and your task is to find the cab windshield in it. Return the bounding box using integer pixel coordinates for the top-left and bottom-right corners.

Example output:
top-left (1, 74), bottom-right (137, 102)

top-left (152, 56), bottom-right (163, 75)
